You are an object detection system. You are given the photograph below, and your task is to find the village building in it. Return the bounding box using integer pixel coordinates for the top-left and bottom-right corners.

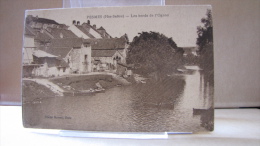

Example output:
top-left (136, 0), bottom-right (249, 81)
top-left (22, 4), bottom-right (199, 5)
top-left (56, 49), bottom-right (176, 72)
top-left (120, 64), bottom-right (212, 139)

top-left (85, 34), bottom-right (129, 72)
top-left (91, 49), bottom-right (124, 72)
top-left (25, 15), bottom-right (78, 47)
top-left (41, 38), bottom-right (92, 74)
top-left (23, 15), bottom-right (79, 64)
top-left (32, 50), bottom-right (61, 77)
top-left (116, 63), bottom-right (133, 77)
top-left (23, 38), bottom-right (91, 77)
top-left (32, 27), bottom-right (79, 48)
top-left (23, 15), bottom-right (131, 77)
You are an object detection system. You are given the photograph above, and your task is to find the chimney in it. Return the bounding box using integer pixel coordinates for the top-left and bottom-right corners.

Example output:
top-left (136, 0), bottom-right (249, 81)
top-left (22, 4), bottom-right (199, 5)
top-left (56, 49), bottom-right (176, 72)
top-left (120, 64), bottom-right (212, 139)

top-left (72, 20), bottom-right (76, 25)
top-left (77, 21), bottom-right (80, 25)
top-left (87, 20), bottom-right (90, 25)
top-left (93, 24), bottom-right (96, 29)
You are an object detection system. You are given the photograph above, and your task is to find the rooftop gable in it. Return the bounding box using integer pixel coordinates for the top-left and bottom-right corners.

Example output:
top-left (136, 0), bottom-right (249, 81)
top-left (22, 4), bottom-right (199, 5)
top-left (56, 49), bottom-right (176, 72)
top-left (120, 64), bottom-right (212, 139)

top-left (47, 28), bottom-right (78, 39)
top-left (85, 37), bottom-right (127, 50)
top-left (92, 50), bottom-right (118, 57)
top-left (75, 25), bottom-right (95, 38)
top-left (39, 46), bottom-right (72, 59)
top-left (35, 31), bottom-right (53, 42)
top-left (24, 25), bottom-right (36, 36)
top-left (50, 38), bottom-right (85, 48)
top-left (33, 50), bottom-right (57, 58)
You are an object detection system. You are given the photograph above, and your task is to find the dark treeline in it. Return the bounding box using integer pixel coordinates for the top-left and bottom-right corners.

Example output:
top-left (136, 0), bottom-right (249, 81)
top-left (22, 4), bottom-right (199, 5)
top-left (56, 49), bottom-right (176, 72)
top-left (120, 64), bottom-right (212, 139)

top-left (126, 31), bottom-right (184, 78)
top-left (196, 9), bottom-right (214, 84)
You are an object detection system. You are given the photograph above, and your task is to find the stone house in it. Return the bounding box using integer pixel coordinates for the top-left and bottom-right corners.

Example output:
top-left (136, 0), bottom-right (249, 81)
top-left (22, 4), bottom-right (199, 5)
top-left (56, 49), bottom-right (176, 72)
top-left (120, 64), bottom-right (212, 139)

top-left (85, 35), bottom-right (129, 72)
top-left (116, 63), bottom-right (133, 77)
top-left (24, 38), bottom-right (92, 77)
top-left (46, 38), bottom-right (92, 74)
top-left (28, 38), bottom-right (91, 77)
top-left (87, 34), bottom-right (129, 60)
top-left (91, 50), bottom-right (124, 72)
top-left (31, 50), bottom-right (61, 77)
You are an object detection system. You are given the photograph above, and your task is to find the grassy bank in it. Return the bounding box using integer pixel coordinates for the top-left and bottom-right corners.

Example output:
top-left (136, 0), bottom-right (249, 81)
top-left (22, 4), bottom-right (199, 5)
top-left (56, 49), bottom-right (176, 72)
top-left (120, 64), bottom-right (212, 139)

top-left (22, 80), bottom-right (56, 102)
top-left (50, 74), bottom-right (122, 91)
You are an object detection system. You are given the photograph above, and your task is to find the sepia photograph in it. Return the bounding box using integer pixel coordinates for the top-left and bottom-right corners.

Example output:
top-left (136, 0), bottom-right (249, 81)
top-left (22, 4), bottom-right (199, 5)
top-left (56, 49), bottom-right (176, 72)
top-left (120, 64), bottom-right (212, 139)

top-left (22, 6), bottom-right (214, 132)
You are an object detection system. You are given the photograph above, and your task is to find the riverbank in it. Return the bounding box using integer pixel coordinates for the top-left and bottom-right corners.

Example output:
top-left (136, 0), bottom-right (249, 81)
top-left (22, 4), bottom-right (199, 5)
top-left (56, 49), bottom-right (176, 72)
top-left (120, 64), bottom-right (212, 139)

top-left (51, 73), bottom-right (131, 91)
top-left (22, 73), bottom-right (132, 98)
top-left (22, 69), bottom-right (187, 99)
top-left (22, 80), bottom-right (57, 104)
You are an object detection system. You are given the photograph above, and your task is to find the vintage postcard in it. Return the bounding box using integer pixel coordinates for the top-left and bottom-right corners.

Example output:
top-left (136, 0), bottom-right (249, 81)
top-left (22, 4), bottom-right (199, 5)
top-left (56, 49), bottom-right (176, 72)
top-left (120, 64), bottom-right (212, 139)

top-left (22, 6), bottom-right (214, 132)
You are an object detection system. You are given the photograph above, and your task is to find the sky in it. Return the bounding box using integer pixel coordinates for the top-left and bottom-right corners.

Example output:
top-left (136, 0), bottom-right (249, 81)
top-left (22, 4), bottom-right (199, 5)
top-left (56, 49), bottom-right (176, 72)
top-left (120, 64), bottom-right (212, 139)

top-left (26, 6), bottom-right (211, 47)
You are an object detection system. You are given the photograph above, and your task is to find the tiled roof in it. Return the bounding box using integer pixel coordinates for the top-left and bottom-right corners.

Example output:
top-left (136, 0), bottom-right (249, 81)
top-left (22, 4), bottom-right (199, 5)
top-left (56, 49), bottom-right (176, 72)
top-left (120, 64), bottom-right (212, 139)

top-left (92, 50), bottom-right (117, 57)
top-left (50, 38), bottom-right (84, 48)
top-left (35, 31), bottom-right (52, 41)
top-left (39, 47), bottom-right (72, 59)
top-left (48, 28), bottom-right (78, 38)
top-left (75, 25), bottom-right (95, 38)
top-left (33, 50), bottom-right (57, 58)
top-left (37, 38), bottom-right (85, 59)
top-left (33, 49), bottom-right (69, 67)
top-left (24, 24), bottom-right (52, 41)
top-left (85, 37), bottom-right (126, 50)
top-left (24, 25), bottom-right (36, 36)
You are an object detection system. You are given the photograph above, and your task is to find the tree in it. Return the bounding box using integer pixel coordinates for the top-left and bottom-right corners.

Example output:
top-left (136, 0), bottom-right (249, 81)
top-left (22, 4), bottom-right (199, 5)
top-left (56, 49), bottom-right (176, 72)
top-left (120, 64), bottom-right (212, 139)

top-left (127, 31), bottom-right (184, 76)
top-left (196, 9), bottom-right (214, 84)
top-left (196, 9), bottom-right (213, 52)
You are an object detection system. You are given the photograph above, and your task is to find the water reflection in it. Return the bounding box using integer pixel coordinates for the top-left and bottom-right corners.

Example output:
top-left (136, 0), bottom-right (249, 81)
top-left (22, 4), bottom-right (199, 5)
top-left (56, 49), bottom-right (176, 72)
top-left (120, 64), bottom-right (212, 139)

top-left (131, 76), bottom-right (185, 110)
top-left (194, 68), bottom-right (214, 131)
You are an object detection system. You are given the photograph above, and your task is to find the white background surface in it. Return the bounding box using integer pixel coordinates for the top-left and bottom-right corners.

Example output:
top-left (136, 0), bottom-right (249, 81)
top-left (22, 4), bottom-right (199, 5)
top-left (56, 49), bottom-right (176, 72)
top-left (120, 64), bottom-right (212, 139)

top-left (1, 106), bottom-right (259, 146)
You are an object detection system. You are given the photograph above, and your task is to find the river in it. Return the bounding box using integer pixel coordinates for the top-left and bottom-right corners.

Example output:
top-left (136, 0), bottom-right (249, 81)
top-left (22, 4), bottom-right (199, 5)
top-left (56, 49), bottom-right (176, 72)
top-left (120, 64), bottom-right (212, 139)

top-left (23, 65), bottom-right (214, 132)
